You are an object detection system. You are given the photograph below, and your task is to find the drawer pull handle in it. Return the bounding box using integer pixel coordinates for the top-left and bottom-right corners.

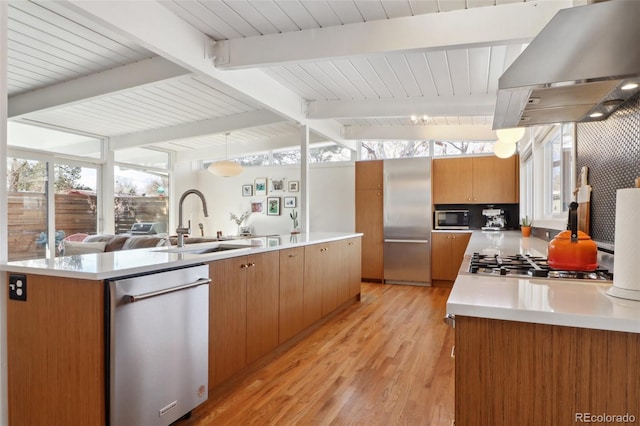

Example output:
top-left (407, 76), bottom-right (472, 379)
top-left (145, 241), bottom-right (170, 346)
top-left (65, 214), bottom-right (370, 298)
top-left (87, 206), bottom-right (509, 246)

top-left (451, 345), bottom-right (455, 359)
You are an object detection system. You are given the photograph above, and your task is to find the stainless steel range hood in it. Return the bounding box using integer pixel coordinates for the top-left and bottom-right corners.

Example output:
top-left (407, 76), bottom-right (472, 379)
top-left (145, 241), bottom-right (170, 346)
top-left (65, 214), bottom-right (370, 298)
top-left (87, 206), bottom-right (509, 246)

top-left (493, 0), bottom-right (640, 129)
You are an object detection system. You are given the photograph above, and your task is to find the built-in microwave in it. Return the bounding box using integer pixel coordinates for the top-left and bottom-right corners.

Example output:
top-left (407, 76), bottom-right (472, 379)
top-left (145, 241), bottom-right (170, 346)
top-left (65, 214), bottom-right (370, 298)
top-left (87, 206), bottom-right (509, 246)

top-left (435, 210), bottom-right (470, 229)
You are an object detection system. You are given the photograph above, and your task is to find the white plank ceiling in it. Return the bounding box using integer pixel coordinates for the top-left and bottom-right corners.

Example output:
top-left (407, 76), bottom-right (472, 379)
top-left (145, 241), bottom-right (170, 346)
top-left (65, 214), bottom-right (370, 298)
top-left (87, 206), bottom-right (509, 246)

top-left (5, 0), bottom-right (576, 159)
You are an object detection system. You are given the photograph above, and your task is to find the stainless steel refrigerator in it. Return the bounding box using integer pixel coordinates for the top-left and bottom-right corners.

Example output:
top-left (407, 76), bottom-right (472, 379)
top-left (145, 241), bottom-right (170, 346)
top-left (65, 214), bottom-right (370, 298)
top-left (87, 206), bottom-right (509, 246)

top-left (383, 158), bottom-right (431, 285)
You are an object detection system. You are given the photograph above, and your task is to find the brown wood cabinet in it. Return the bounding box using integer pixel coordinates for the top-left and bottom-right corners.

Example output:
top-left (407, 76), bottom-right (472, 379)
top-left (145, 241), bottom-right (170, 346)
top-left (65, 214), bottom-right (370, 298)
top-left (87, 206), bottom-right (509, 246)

top-left (209, 255), bottom-right (248, 387)
top-left (210, 251), bottom-right (280, 386)
top-left (455, 316), bottom-right (639, 425)
top-left (304, 241), bottom-right (337, 322)
top-left (279, 246), bottom-right (305, 343)
top-left (355, 159), bottom-right (383, 190)
top-left (355, 160), bottom-right (384, 280)
top-left (246, 251), bottom-right (280, 364)
top-left (432, 155), bottom-right (519, 204)
top-left (339, 237), bottom-right (362, 299)
top-left (6, 274), bottom-right (106, 426)
top-left (431, 232), bottom-right (471, 282)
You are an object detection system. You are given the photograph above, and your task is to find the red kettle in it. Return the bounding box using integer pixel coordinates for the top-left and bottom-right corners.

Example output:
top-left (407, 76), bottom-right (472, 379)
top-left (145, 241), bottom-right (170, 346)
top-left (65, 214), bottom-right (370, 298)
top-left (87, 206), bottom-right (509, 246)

top-left (547, 202), bottom-right (598, 271)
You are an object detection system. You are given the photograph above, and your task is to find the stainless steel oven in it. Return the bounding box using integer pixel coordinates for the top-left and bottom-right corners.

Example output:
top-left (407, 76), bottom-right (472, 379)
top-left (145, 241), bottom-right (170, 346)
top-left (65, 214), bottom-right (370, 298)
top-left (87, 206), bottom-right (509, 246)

top-left (435, 210), bottom-right (470, 230)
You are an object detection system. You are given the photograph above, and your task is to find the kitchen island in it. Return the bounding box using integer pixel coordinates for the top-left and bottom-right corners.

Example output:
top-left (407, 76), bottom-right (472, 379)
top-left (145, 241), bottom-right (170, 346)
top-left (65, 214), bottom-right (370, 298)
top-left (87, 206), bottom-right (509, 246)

top-left (447, 231), bottom-right (639, 425)
top-left (1, 232), bottom-right (362, 426)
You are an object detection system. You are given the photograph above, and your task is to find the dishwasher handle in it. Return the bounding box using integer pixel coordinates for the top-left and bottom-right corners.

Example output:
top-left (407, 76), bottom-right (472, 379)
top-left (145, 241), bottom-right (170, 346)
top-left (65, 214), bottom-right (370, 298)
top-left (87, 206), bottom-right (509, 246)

top-left (125, 277), bottom-right (211, 303)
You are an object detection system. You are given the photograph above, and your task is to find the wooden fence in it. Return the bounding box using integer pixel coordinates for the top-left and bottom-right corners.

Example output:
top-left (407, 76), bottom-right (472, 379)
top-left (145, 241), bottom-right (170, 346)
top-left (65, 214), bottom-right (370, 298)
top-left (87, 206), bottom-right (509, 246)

top-left (7, 192), bottom-right (168, 261)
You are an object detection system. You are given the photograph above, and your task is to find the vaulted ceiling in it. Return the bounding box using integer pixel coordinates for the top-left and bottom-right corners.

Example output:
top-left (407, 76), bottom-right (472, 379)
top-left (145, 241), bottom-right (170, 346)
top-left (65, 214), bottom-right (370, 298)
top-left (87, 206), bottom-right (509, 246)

top-left (5, 0), bottom-right (577, 161)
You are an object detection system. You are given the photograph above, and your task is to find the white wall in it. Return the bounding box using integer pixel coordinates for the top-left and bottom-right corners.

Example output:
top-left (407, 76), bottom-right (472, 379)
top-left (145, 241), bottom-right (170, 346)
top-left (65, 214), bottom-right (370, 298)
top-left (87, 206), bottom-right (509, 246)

top-left (186, 162), bottom-right (355, 237)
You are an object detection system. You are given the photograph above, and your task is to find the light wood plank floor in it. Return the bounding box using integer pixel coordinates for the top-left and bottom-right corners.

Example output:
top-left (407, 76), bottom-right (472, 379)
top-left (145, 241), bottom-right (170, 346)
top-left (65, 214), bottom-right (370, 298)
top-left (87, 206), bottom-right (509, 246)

top-left (183, 283), bottom-right (455, 425)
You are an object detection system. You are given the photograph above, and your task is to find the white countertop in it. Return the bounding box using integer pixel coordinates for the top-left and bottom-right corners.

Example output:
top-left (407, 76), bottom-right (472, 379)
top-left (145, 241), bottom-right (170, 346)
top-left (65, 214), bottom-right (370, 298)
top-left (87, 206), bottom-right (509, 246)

top-left (0, 232), bottom-right (362, 280)
top-left (447, 231), bottom-right (640, 334)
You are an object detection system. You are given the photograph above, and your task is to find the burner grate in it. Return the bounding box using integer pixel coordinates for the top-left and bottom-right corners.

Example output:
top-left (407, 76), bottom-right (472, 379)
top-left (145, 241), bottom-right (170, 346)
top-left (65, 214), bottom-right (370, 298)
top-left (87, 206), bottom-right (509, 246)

top-left (468, 253), bottom-right (612, 280)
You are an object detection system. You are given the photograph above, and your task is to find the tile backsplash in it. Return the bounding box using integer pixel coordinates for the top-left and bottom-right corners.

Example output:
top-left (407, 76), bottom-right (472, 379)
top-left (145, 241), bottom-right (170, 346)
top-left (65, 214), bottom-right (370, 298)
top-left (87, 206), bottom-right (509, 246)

top-left (576, 93), bottom-right (640, 245)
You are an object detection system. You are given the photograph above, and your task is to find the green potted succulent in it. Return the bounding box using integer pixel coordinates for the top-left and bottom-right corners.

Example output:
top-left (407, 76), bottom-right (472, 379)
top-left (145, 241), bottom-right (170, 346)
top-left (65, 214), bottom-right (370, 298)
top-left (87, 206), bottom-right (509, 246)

top-left (521, 216), bottom-right (532, 237)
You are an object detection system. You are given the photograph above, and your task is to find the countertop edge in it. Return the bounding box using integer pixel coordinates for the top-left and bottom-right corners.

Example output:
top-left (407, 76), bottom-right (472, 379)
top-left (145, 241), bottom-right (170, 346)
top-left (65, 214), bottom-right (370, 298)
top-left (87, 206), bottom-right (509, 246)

top-left (0, 232), bottom-right (363, 280)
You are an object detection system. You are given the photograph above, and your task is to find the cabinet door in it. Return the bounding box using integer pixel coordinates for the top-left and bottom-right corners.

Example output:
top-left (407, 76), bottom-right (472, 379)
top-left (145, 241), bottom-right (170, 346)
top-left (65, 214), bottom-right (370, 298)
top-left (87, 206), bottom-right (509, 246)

top-left (209, 256), bottom-right (247, 387)
top-left (472, 155), bottom-right (518, 204)
top-left (246, 251), bottom-right (280, 364)
top-left (355, 189), bottom-right (383, 280)
top-left (432, 232), bottom-right (471, 281)
top-left (340, 237), bottom-right (362, 299)
top-left (303, 244), bottom-right (327, 327)
top-left (431, 233), bottom-right (452, 281)
top-left (432, 157), bottom-right (473, 204)
top-left (355, 160), bottom-right (383, 190)
top-left (451, 233), bottom-right (471, 266)
top-left (279, 247), bottom-right (305, 343)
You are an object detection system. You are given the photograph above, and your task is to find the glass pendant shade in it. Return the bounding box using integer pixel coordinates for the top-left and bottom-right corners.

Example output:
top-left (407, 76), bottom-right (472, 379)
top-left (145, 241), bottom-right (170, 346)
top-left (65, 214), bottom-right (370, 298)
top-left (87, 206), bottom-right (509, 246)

top-left (496, 127), bottom-right (525, 143)
top-left (207, 160), bottom-right (243, 177)
top-left (493, 139), bottom-right (517, 159)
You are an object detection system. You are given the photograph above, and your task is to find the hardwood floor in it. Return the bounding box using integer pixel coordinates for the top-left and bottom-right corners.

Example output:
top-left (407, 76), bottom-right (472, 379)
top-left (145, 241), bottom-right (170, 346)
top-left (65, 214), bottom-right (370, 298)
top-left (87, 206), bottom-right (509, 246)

top-left (183, 283), bottom-right (455, 425)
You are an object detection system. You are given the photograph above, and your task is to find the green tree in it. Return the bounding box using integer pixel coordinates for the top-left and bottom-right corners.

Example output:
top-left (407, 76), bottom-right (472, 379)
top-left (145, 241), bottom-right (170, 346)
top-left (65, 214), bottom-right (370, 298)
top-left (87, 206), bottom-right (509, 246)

top-left (54, 165), bottom-right (83, 192)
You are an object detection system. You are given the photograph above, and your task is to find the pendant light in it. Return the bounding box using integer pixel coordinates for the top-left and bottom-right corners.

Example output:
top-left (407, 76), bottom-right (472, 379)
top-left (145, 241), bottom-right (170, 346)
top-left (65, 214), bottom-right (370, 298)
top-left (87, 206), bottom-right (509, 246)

top-left (207, 132), bottom-right (243, 177)
top-left (496, 127), bottom-right (525, 144)
top-left (493, 139), bottom-right (517, 158)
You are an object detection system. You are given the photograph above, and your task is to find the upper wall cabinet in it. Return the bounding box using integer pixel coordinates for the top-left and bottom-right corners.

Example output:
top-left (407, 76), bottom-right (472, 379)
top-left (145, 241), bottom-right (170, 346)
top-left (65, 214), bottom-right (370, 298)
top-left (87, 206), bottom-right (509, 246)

top-left (432, 155), bottom-right (519, 204)
top-left (355, 160), bottom-right (383, 190)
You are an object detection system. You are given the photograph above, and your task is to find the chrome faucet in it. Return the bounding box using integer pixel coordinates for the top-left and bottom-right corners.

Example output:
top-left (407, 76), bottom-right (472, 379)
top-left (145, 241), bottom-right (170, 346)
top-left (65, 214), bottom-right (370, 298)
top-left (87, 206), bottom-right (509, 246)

top-left (176, 189), bottom-right (209, 248)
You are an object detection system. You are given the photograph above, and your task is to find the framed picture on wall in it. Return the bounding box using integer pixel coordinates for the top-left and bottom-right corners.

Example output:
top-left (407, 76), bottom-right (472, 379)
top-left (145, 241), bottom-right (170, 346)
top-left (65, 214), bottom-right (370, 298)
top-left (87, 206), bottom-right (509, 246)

top-left (288, 181), bottom-right (299, 192)
top-left (284, 196), bottom-right (296, 208)
top-left (255, 178), bottom-right (267, 196)
top-left (251, 201), bottom-right (264, 214)
top-left (270, 177), bottom-right (286, 193)
top-left (267, 197), bottom-right (281, 216)
top-left (242, 184), bottom-right (253, 197)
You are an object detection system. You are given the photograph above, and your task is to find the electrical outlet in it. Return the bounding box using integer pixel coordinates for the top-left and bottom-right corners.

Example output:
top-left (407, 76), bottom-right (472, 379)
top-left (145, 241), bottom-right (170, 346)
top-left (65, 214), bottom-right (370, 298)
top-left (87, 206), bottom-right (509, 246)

top-left (9, 274), bottom-right (27, 301)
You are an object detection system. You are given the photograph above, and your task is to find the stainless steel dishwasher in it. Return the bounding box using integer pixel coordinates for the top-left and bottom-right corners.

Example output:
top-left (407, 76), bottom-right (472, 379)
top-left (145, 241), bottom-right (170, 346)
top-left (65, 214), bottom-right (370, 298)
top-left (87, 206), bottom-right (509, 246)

top-left (107, 264), bottom-right (210, 426)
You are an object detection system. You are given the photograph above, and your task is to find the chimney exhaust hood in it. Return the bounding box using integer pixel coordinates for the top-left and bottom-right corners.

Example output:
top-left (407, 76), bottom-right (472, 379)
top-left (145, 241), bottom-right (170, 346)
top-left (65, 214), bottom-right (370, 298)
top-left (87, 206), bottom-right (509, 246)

top-left (493, 0), bottom-right (640, 130)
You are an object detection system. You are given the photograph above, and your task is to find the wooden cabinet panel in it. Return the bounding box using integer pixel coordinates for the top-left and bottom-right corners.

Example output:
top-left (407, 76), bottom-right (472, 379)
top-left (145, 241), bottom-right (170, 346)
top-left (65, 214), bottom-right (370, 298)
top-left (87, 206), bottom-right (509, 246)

top-left (339, 237), bottom-right (362, 299)
top-left (209, 256), bottom-right (247, 387)
top-left (279, 247), bottom-right (305, 343)
top-left (356, 189), bottom-right (383, 280)
top-left (432, 156), bottom-right (519, 204)
top-left (432, 157), bottom-right (473, 204)
top-left (337, 238), bottom-right (360, 302)
top-left (355, 160), bottom-right (383, 190)
top-left (472, 155), bottom-right (518, 204)
top-left (303, 245), bottom-right (325, 328)
top-left (455, 316), bottom-right (640, 425)
top-left (7, 274), bottom-right (105, 426)
top-left (431, 232), bottom-right (471, 281)
top-left (246, 251), bottom-right (280, 363)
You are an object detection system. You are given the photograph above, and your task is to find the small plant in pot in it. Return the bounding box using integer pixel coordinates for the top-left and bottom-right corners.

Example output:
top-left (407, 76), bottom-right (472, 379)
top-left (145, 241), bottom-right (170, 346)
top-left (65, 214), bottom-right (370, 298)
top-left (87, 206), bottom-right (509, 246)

top-left (290, 210), bottom-right (300, 234)
top-left (521, 216), bottom-right (532, 237)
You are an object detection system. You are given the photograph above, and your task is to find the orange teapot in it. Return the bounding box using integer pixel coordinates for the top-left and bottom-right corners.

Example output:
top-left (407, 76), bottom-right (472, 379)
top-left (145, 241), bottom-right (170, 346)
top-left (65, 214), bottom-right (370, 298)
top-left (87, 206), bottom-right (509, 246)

top-left (547, 202), bottom-right (598, 271)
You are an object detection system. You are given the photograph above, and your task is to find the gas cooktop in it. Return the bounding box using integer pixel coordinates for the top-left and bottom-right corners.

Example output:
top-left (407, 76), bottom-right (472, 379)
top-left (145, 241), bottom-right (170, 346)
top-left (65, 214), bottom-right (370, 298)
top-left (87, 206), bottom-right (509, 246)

top-left (468, 253), bottom-right (613, 281)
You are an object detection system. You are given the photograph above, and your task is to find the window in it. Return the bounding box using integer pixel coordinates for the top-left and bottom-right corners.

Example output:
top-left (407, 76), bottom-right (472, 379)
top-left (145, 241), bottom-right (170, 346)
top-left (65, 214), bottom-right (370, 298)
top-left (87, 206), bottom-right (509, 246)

top-left (432, 140), bottom-right (494, 156)
top-left (544, 124), bottom-right (574, 215)
top-left (114, 166), bottom-right (169, 235)
top-left (360, 140), bottom-right (430, 159)
top-left (6, 155), bottom-right (99, 261)
top-left (6, 156), bottom-right (48, 261)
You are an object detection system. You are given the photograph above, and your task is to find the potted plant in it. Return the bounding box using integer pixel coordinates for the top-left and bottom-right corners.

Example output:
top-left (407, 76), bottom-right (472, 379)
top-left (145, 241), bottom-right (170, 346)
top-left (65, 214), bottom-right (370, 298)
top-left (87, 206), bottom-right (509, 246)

top-left (290, 210), bottom-right (300, 234)
top-left (521, 216), bottom-right (532, 237)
